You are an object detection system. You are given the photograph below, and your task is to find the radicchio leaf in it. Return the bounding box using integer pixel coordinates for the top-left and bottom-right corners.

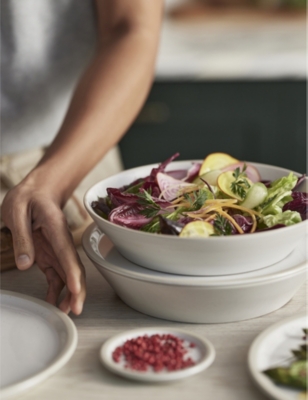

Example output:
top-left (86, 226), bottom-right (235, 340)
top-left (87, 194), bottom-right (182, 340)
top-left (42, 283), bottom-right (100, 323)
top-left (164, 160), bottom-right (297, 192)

top-left (140, 181), bottom-right (161, 198)
top-left (231, 214), bottom-right (254, 234)
top-left (183, 163), bottom-right (202, 182)
top-left (108, 204), bottom-right (152, 229)
top-left (283, 192), bottom-right (308, 220)
top-left (159, 216), bottom-right (184, 235)
top-left (166, 170), bottom-right (188, 180)
top-left (148, 153), bottom-right (180, 182)
top-left (294, 175), bottom-right (307, 190)
top-left (91, 198), bottom-right (111, 219)
top-left (107, 188), bottom-right (140, 208)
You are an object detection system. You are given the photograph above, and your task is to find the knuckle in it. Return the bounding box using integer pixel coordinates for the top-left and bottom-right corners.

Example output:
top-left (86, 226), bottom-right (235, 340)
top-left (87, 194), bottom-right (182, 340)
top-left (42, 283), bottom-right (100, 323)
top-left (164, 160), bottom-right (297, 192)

top-left (46, 269), bottom-right (63, 288)
top-left (14, 235), bottom-right (30, 251)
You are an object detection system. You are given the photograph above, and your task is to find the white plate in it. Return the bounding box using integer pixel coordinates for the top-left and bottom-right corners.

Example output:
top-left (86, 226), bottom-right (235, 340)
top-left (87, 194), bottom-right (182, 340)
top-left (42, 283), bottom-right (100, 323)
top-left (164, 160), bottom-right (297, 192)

top-left (100, 327), bottom-right (215, 382)
top-left (84, 225), bottom-right (307, 286)
top-left (83, 224), bottom-right (307, 323)
top-left (0, 290), bottom-right (78, 399)
top-left (248, 313), bottom-right (308, 400)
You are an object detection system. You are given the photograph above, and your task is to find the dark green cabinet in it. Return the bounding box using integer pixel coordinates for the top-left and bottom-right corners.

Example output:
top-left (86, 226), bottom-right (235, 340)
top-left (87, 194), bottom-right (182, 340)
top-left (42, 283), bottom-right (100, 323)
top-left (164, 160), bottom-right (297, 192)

top-left (119, 80), bottom-right (306, 173)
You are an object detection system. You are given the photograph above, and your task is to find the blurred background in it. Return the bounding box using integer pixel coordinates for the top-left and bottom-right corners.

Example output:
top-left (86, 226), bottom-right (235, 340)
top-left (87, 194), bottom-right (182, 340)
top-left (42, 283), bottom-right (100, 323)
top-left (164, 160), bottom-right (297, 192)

top-left (118, 0), bottom-right (306, 173)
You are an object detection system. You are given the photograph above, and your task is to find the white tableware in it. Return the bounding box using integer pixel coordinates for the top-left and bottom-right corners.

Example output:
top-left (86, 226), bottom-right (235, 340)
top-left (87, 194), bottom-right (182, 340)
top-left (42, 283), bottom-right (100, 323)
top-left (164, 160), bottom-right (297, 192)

top-left (100, 327), bottom-right (215, 382)
top-left (248, 313), bottom-right (308, 400)
top-left (0, 290), bottom-right (78, 399)
top-left (82, 224), bottom-right (307, 323)
top-left (84, 160), bottom-right (307, 276)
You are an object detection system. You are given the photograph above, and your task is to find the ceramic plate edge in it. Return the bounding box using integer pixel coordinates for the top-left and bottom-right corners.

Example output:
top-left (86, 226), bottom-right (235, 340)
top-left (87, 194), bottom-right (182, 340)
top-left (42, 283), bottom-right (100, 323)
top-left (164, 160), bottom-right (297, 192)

top-left (82, 224), bottom-right (307, 288)
top-left (247, 312), bottom-right (308, 400)
top-left (0, 290), bottom-right (78, 399)
top-left (99, 327), bottom-right (216, 382)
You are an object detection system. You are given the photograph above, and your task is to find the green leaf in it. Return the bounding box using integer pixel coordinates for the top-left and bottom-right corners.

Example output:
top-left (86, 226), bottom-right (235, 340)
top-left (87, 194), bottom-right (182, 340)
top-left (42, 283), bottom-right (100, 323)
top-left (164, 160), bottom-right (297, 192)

top-left (213, 215), bottom-right (233, 236)
top-left (140, 217), bottom-right (161, 233)
top-left (137, 189), bottom-right (161, 218)
top-left (262, 210), bottom-right (302, 228)
top-left (259, 172), bottom-right (298, 216)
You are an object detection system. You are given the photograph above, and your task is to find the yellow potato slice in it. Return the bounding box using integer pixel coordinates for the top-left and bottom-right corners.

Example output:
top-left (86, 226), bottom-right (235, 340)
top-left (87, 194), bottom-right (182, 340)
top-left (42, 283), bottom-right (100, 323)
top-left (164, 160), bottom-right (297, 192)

top-left (217, 171), bottom-right (252, 201)
top-left (179, 221), bottom-right (215, 238)
top-left (199, 153), bottom-right (239, 176)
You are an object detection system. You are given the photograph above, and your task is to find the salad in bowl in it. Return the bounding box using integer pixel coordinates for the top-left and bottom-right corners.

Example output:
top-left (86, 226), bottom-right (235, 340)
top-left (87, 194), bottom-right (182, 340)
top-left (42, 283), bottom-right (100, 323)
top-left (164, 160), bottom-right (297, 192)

top-left (84, 153), bottom-right (307, 275)
top-left (91, 152), bottom-right (307, 238)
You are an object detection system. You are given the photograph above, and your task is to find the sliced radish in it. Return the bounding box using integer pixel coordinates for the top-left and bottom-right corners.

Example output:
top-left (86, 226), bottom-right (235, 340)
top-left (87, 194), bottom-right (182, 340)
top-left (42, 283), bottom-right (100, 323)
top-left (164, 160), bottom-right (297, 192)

top-left (156, 172), bottom-right (195, 201)
top-left (221, 162), bottom-right (261, 183)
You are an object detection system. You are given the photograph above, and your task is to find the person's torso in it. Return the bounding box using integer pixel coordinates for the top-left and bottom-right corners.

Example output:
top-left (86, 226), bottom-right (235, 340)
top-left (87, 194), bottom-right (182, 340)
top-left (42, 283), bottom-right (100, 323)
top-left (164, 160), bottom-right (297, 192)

top-left (1, 0), bottom-right (97, 155)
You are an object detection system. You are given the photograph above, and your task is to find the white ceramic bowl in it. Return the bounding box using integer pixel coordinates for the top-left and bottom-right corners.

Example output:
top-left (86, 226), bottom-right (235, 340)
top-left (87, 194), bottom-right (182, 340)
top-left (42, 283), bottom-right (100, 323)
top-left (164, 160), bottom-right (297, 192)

top-left (84, 160), bottom-right (307, 276)
top-left (82, 224), bottom-right (307, 324)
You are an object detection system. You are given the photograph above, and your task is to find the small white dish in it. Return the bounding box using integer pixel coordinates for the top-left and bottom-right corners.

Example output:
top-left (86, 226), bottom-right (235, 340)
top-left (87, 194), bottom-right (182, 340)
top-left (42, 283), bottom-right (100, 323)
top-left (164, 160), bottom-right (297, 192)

top-left (100, 327), bottom-right (215, 382)
top-left (248, 313), bottom-right (308, 400)
top-left (83, 224), bottom-right (307, 323)
top-left (0, 290), bottom-right (78, 399)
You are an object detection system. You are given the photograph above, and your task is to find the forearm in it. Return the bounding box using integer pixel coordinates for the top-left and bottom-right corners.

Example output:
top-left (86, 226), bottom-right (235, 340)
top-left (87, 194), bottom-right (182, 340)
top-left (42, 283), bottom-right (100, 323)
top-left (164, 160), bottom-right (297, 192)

top-left (26, 25), bottom-right (161, 205)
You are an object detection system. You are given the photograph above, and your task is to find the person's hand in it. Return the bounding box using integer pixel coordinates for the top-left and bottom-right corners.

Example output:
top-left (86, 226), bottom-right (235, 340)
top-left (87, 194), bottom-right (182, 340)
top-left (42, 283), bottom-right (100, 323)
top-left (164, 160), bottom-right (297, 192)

top-left (1, 180), bottom-right (86, 315)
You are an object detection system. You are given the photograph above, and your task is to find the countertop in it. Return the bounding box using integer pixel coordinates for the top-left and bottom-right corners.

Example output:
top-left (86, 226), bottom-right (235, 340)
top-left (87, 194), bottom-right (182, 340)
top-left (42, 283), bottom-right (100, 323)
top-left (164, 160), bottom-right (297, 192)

top-left (155, 8), bottom-right (306, 79)
top-left (1, 247), bottom-right (307, 400)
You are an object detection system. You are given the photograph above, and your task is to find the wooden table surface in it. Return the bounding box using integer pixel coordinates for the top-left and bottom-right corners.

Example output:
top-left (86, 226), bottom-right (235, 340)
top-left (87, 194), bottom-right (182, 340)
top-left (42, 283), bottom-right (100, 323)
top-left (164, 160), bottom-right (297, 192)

top-left (1, 245), bottom-right (307, 400)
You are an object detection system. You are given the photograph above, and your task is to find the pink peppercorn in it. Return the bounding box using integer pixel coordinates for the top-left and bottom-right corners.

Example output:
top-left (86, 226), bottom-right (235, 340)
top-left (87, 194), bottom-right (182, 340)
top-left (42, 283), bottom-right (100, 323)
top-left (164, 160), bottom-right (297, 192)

top-left (112, 334), bottom-right (196, 372)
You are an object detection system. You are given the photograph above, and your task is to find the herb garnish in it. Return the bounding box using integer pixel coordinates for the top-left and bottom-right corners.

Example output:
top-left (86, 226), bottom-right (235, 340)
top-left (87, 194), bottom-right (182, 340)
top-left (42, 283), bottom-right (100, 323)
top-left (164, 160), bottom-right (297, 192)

top-left (213, 215), bottom-right (233, 236)
top-left (183, 189), bottom-right (208, 211)
top-left (230, 164), bottom-right (251, 199)
top-left (137, 190), bottom-right (162, 218)
top-left (141, 217), bottom-right (161, 233)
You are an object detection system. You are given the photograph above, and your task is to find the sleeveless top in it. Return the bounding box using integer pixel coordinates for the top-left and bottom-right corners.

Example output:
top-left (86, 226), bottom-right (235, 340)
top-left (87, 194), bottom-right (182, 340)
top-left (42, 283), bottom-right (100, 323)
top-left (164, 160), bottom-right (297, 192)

top-left (1, 0), bottom-right (97, 155)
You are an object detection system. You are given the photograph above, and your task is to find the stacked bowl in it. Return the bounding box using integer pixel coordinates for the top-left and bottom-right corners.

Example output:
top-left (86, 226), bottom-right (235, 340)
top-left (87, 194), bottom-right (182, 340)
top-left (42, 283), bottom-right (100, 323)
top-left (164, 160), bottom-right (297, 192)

top-left (82, 160), bottom-right (307, 323)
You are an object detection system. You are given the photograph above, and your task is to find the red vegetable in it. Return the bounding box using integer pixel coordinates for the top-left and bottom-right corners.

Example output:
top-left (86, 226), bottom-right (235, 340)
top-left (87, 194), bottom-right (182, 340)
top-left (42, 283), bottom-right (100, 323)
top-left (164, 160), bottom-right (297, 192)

top-left (112, 334), bottom-right (195, 372)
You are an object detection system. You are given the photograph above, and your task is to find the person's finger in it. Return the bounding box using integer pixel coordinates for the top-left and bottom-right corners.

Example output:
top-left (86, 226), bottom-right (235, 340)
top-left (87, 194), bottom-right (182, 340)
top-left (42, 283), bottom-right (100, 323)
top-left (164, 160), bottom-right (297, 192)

top-left (69, 279), bottom-right (87, 315)
top-left (7, 206), bottom-right (35, 270)
top-left (44, 267), bottom-right (65, 306)
top-left (59, 291), bottom-right (72, 315)
top-left (45, 217), bottom-right (86, 297)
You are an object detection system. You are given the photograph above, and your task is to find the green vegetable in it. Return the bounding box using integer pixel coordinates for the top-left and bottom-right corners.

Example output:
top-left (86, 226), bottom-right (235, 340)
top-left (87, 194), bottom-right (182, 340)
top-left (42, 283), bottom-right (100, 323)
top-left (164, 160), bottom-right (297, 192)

top-left (263, 327), bottom-right (308, 391)
top-left (183, 189), bottom-right (211, 211)
top-left (264, 363), bottom-right (307, 390)
top-left (141, 217), bottom-right (161, 233)
top-left (240, 182), bottom-right (268, 209)
top-left (124, 181), bottom-right (145, 194)
top-left (289, 361), bottom-right (307, 388)
top-left (259, 173), bottom-right (298, 215)
top-left (262, 210), bottom-right (302, 228)
top-left (138, 190), bottom-right (162, 218)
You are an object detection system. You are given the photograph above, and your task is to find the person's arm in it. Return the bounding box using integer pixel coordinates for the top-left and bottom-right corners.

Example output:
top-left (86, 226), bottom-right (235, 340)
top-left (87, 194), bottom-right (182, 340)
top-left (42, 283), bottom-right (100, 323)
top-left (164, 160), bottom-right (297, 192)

top-left (34, 0), bottom-right (164, 205)
top-left (1, 0), bottom-right (164, 315)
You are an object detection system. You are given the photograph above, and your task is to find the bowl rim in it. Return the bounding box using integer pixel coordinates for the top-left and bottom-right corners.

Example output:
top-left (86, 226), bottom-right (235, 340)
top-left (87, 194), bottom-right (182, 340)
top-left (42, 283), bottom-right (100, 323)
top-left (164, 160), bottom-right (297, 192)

top-left (82, 224), bottom-right (308, 288)
top-left (84, 160), bottom-right (307, 241)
